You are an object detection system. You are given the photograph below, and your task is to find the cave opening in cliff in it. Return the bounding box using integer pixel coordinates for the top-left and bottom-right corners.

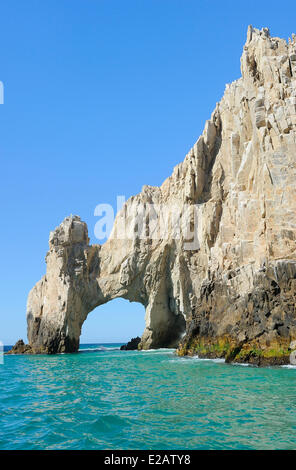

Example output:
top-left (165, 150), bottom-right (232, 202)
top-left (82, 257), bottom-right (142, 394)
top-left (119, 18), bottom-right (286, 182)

top-left (79, 298), bottom-right (145, 346)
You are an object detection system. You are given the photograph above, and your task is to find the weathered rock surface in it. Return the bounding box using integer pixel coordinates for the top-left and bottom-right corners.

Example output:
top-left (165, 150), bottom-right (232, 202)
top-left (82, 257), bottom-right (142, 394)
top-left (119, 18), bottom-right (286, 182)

top-left (6, 339), bottom-right (33, 355)
top-left (9, 26), bottom-right (296, 364)
top-left (120, 337), bottom-right (141, 350)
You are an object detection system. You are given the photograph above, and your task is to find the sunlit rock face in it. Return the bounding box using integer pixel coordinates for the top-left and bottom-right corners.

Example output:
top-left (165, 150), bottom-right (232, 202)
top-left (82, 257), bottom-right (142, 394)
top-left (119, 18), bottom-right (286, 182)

top-left (12, 27), bottom-right (296, 363)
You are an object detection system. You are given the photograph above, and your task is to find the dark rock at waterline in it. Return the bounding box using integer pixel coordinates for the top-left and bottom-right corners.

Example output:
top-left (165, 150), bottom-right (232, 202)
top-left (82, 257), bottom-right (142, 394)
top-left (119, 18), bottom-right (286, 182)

top-left (6, 339), bottom-right (33, 354)
top-left (177, 260), bottom-right (296, 366)
top-left (120, 336), bottom-right (141, 351)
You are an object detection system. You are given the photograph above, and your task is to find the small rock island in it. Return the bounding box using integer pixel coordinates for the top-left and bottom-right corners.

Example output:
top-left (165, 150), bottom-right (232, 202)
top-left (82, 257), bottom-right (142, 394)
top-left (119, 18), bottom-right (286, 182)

top-left (120, 337), bottom-right (141, 351)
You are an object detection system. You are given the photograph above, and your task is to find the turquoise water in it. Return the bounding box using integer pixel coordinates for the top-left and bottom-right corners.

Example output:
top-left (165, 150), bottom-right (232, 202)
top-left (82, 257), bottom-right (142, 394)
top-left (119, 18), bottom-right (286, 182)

top-left (1, 344), bottom-right (296, 450)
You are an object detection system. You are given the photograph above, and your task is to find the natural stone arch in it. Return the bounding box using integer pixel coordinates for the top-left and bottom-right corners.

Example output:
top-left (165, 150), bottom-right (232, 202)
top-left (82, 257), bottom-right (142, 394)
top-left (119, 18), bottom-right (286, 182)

top-left (9, 27), bottom-right (296, 366)
top-left (24, 94), bottom-right (222, 355)
top-left (26, 215), bottom-right (187, 353)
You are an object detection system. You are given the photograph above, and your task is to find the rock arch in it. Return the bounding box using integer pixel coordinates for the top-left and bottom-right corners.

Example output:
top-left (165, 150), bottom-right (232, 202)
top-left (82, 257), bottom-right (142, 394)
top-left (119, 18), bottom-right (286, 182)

top-left (26, 215), bottom-right (187, 353)
top-left (14, 26), bottom-right (296, 365)
top-left (24, 87), bottom-right (222, 355)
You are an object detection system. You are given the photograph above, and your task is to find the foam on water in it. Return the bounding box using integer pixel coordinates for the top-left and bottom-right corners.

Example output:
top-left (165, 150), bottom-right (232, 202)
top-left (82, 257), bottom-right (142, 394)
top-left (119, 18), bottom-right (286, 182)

top-left (232, 363), bottom-right (250, 367)
top-left (140, 348), bottom-right (175, 354)
top-left (187, 355), bottom-right (226, 363)
top-left (79, 346), bottom-right (120, 352)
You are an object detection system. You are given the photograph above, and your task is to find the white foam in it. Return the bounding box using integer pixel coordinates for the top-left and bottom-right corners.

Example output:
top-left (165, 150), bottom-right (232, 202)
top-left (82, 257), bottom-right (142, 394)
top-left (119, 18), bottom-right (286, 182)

top-left (191, 355), bottom-right (225, 363)
top-left (169, 355), bottom-right (225, 364)
top-left (140, 348), bottom-right (175, 353)
top-left (79, 346), bottom-right (120, 352)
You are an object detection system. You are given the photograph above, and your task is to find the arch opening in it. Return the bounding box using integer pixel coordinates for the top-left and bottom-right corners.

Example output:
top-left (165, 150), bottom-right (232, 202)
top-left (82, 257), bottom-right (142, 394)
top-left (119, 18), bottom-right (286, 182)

top-left (80, 298), bottom-right (145, 346)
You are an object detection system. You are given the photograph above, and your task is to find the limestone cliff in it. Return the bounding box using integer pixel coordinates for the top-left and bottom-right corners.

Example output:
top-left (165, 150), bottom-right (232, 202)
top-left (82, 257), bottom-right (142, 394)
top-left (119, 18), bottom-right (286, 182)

top-left (10, 27), bottom-right (296, 364)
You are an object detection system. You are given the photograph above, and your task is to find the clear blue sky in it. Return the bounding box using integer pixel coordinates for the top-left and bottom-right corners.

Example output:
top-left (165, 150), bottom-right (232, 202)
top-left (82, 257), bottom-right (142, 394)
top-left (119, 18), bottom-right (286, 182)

top-left (0, 0), bottom-right (295, 345)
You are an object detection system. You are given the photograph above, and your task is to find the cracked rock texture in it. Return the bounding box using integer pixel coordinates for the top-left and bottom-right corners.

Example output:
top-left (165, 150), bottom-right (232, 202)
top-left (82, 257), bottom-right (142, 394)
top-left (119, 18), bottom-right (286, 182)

top-left (10, 27), bottom-right (296, 363)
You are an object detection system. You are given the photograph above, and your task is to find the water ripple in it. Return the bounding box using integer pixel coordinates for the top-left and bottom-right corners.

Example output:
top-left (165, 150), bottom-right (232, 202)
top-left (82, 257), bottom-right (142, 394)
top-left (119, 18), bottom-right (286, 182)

top-left (1, 346), bottom-right (296, 449)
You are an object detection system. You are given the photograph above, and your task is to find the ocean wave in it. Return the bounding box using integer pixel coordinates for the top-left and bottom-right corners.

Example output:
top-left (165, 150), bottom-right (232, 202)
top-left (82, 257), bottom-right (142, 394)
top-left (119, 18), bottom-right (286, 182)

top-left (140, 348), bottom-right (175, 354)
top-left (232, 362), bottom-right (250, 367)
top-left (78, 346), bottom-right (120, 352)
top-left (191, 356), bottom-right (226, 363)
top-left (140, 348), bottom-right (175, 352)
top-left (168, 355), bottom-right (226, 364)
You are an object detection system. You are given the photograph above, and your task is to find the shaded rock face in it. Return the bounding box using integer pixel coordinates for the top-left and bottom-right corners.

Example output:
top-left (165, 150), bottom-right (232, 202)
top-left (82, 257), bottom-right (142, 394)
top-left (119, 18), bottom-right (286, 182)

top-left (178, 260), bottom-right (296, 365)
top-left (120, 337), bottom-right (141, 351)
top-left (11, 26), bottom-right (296, 364)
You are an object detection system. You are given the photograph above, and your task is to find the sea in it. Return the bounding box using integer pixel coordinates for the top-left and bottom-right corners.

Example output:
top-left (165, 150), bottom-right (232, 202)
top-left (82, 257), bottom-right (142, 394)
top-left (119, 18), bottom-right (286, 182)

top-left (0, 343), bottom-right (296, 450)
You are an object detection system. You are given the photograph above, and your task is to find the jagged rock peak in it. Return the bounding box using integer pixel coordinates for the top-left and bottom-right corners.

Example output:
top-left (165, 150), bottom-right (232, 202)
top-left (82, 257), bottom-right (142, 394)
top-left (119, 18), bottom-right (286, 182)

top-left (246, 25), bottom-right (271, 44)
top-left (49, 215), bottom-right (89, 247)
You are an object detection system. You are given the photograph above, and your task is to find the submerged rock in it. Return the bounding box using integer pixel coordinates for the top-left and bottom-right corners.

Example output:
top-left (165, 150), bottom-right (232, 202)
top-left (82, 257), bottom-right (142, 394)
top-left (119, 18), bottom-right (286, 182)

top-left (120, 337), bottom-right (141, 351)
top-left (19, 26), bottom-right (296, 365)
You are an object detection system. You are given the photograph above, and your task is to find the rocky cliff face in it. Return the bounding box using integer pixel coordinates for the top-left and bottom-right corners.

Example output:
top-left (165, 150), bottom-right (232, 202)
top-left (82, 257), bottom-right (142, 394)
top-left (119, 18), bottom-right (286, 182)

top-left (11, 27), bottom-right (296, 364)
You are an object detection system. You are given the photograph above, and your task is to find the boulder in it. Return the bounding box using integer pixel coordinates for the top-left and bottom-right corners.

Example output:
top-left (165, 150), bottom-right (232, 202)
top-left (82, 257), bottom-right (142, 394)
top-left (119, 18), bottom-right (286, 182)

top-left (7, 339), bottom-right (33, 355)
top-left (120, 337), bottom-right (141, 351)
